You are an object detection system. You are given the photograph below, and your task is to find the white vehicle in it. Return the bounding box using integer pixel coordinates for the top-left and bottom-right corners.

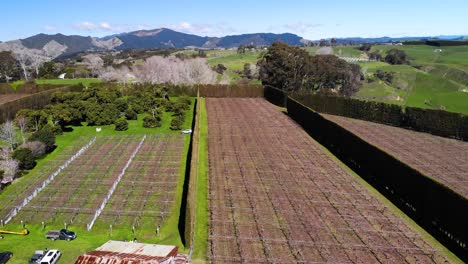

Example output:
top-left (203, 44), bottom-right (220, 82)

top-left (40, 250), bottom-right (61, 264)
top-left (181, 129), bottom-right (192, 134)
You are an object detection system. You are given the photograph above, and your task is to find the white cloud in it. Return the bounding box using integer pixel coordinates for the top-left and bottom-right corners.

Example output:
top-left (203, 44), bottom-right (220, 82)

top-left (43, 25), bottom-right (57, 32)
top-left (73, 21), bottom-right (128, 32)
top-left (169, 21), bottom-right (238, 37)
top-left (283, 22), bottom-right (323, 34)
top-left (135, 24), bottom-right (153, 31)
top-left (100, 22), bottom-right (112, 30)
top-left (74, 21), bottom-right (97, 31)
top-left (71, 21), bottom-right (237, 36)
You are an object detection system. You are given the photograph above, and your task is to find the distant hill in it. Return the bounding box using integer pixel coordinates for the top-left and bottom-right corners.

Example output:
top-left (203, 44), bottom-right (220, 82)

top-left (327, 35), bottom-right (468, 44)
top-left (1, 28), bottom-right (466, 60)
top-left (0, 28), bottom-right (306, 59)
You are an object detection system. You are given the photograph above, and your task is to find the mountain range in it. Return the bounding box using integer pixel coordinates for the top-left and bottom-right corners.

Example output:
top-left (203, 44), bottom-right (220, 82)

top-left (0, 27), bottom-right (466, 60)
top-left (0, 28), bottom-right (305, 59)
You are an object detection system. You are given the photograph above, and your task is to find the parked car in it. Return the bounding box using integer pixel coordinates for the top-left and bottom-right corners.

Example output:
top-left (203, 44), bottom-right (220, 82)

top-left (181, 129), bottom-right (192, 134)
top-left (39, 250), bottom-right (60, 264)
top-left (28, 250), bottom-right (44, 264)
top-left (0, 252), bottom-right (12, 264)
top-left (45, 229), bottom-right (76, 241)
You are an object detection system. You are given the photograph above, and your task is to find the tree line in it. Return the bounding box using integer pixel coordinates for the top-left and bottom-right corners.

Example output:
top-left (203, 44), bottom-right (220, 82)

top-left (257, 42), bottom-right (363, 96)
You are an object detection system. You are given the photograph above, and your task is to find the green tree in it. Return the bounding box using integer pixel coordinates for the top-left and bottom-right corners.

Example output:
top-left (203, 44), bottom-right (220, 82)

top-left (46, 103), bottom-right (72, 129)
top-left (38, 61), bottom-right (56, 79)
top-left (125, 108), bottom-right (138, 120)
top-left (170, 115), bottom-right (185, 130)
top-left (12, 148), bottom-right (36, 170)
top-left (29, 124), bottom-right (56, 153)
top-left (114, 117), bottom-right (129, 131)
top-left (237, 45), bottom-right (246, 54)
top-left (178, 96), bottom-right (191, 107)
top-left (143, 115), bottom-right (161, 128)
top-left (385, 49), bottom-right (409, 65)
top-left (358, 43), bottom-right (372, 51)
top-left (257, 42), bottom-right (314, 92)
top-left (213, 64), bottom-right (227, 74)
top-left (0, 51), bottom-right (21, 82)
top-left (258, 42), bottom-right (362, 96)
top-left (172, 103), bottom-right (187, 116)
top-left (115, 97), bottom-right (128, 112)
top-left (26, 109), bottom-right (48, 132)
top-left (243, 63), bottom-right (253, 79)
top-left (308, 55), bottom-right (362, 96)
top-left (374, 70), bottom-right (394, 83)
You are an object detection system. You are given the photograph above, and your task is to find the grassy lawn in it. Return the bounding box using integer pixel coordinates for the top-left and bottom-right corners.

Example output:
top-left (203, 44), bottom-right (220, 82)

top-left (0, 98), bottom-right (195, 263)
top-left (207, 51), bottom-right (261, 83)
top-left (192, 98), bottom-right (208, 262)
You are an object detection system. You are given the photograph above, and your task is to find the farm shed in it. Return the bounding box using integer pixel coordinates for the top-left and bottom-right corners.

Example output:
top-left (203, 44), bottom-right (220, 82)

top-left (74, 240), bottom-right (188, 264)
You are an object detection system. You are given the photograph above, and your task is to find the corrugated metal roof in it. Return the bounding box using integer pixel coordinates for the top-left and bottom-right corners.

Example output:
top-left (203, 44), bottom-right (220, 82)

top-left (96, 241), bottom-right (177, 257)
top-left (74, 240), bottom-right (181, 264)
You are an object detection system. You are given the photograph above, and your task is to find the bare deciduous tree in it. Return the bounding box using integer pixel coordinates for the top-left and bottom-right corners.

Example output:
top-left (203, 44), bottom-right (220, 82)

top-left (30, 54), bottom-right (49, 77)
top-left (20, 141), bottom-right (46, 158)
top-left (82, 54), bottom-right (104, 77)
top-left (99, 66), bottom-right (132, 83)
top-left (13, 50), bottom-right (48, 80)
top-left (133, 56), bottom-right (217, 85)
top-left (0, 120), bottom-right (18, 150)
top-left (14, 52), bottom-right (31, 81)
top-left (15, 114), bottom-right (27, 144)
top-left (0, 159), bottom-right (19, 183)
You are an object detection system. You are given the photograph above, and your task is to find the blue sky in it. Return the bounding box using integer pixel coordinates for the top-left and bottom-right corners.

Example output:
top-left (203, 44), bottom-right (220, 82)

top-left (1, 0), bottom-right (467, 41)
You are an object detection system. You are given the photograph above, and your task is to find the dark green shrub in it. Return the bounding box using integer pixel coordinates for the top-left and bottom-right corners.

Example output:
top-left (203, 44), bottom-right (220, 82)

top-left (29, 124), bottom-right (56, 153)
top-left (178, 96), bottom-right (191, 108)
top-left (115, 97), bottom-right (128, 112)
top-left (170, 114), bottom-right (185, 130)
top-left (12, 148), bottom-right (36, 170)
top-left (143, 115), bottom-right (161, 128)
top-left (125, 108), bottom-right (138, 120)
top-left (114, 117), bottom-right (128, 131)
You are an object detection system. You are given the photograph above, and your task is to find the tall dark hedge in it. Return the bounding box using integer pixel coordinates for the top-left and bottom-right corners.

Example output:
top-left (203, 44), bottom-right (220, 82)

top-left (292, 93), bottom-right (404, 127)
top-left (405, 107), bottom-right (468, 140)
top-left (264, 85), bottom-right (287, 107)
top-left (291, 93), bottom-right (467, 141)
top-left (287, 97), bottom-right (468, 260)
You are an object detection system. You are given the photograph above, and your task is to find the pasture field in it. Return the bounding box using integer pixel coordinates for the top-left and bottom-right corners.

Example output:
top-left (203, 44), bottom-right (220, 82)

top-left (356, 45), bottom-right (468, 114)
top-left (323, 114), bottom-right (468, 198)
top-left (206, 50), bottom-right (262, 84)
top-left (370, 45), bottom-right (468, 72)
top-left (304, 46), bottom-right (365, 57)
top-left (0, 98), bottom-right (194, 263)
top-left (356, 61), bottom-right (468, 114)
top-left (206, 98), bottom-right (459, 263)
